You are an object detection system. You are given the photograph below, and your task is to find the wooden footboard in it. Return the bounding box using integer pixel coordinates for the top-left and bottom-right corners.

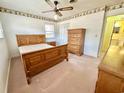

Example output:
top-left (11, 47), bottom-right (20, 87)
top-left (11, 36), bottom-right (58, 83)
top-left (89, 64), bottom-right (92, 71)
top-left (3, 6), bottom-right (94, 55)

top-left (21, 44), bottom-right (68, 84)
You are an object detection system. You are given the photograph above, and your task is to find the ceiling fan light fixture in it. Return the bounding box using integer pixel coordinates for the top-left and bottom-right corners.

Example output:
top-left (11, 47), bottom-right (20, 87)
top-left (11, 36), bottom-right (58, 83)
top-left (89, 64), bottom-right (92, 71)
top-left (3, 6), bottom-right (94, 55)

top-left (54, 14), bottom-right (58, 20)
top-left (43, 0), bottom-right (74, 18)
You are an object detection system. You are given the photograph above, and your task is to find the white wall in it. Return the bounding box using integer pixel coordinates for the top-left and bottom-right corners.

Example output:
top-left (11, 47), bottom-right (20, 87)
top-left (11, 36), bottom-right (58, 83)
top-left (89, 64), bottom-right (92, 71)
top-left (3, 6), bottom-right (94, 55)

top-left (0, 8), bottom-right (124, 58)
top-left (106, 8), bottom-right (124, 17)
top-left (58, 11), bottom-right (105, 57)
top-left (0, 13), bottom-right (57, 57)
top-left (0, 22), bottom-right (10, 93)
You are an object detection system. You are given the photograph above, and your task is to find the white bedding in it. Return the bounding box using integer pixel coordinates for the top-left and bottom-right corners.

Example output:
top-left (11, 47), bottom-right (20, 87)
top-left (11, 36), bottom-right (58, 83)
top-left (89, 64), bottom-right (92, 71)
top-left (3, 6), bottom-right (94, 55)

top-left (18, 43), bottom-right (53, 54)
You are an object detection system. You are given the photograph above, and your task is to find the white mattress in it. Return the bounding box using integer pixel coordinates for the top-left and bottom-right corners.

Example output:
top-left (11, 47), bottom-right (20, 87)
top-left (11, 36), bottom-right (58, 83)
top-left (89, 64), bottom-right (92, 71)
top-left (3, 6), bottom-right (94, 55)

top-left (18, 43), bottom-right (53, 54)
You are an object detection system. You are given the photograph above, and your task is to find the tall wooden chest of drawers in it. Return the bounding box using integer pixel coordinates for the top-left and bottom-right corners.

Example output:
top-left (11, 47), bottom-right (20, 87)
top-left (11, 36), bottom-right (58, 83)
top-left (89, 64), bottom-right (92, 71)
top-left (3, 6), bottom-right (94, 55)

top-left (68, 28), bottom-right (86, 56)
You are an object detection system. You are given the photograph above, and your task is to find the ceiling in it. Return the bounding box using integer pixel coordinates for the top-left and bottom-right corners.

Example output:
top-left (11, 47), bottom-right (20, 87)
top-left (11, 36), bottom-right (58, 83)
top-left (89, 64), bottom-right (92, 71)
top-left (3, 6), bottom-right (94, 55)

top-left (0, 0), bottom-right (124, 19)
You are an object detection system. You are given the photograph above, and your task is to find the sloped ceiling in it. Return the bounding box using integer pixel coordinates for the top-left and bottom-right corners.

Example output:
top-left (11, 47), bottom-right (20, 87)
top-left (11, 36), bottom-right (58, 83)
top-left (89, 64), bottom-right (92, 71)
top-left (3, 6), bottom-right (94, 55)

top-left (0, 0), bottom-right (124, 19)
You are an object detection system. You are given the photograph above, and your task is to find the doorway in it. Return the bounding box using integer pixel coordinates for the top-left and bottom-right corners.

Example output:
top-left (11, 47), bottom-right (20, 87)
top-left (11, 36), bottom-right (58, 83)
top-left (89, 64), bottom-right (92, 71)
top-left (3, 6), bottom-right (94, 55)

top-left (100, 14), bottom-right (124, 57)
top-left (58, 23), bottom-right (69, 45)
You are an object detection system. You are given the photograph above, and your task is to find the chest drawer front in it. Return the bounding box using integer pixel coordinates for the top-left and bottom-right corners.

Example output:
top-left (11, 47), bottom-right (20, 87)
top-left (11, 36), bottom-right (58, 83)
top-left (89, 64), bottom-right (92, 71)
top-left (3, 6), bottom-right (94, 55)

top-left (69, 38), bottom-right (81, 45)
top-left (68, 45), bottom-right (80, 51)
top-left (69, 34), bottom-right (81, 38)
top-left (24, 52), bottom-right (45, 66)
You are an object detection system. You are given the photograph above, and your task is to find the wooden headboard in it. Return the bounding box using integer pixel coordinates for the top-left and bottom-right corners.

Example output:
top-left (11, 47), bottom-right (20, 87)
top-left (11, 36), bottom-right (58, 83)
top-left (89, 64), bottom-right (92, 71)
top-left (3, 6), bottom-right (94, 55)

top-left (16, 34), bottom-right (45, 46)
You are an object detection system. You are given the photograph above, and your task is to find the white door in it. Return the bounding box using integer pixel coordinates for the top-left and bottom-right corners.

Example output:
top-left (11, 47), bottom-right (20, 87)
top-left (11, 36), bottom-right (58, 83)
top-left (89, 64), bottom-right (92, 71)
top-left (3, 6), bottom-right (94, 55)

top-left (59, 23), bottom-right (69, 44)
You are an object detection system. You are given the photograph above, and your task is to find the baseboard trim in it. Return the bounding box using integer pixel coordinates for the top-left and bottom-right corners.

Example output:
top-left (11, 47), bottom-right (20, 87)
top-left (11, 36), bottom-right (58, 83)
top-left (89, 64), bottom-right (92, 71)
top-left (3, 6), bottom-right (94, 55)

top-left (83, 54), bottom-right (97, 58)
top-left (4, 57), bottom-right (11, 93)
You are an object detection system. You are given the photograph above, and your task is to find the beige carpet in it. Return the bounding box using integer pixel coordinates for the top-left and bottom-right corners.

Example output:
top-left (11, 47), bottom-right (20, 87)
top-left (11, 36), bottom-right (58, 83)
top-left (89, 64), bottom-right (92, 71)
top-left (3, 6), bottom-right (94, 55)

top-left (8, 54), bottom-right (101, 93)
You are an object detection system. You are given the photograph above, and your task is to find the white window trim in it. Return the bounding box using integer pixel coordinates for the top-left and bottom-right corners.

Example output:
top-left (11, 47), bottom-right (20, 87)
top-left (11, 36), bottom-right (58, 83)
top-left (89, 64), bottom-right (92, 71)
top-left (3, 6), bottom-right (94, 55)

top-left (44, 23), bottom-right (55, 39)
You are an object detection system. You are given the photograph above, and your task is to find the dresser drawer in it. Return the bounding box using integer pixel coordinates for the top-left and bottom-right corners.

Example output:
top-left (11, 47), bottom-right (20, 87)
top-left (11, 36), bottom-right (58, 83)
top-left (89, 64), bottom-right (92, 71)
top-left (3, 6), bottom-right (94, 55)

top-left (68, 38), bottom-right (81, 45)
top-left (68, 45), bottom-right (80, 52)
top-left (69, 34), bottom-right (81, 38)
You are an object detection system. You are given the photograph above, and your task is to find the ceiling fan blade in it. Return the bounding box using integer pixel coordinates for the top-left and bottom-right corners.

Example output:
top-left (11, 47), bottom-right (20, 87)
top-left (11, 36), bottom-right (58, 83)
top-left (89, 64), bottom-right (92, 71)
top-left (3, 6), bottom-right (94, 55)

top-left (42, 10), bottom-right (54, 13)
top-left (56, 11), bottom-right (62, 16)
top-left (45, 0), bottom-right (54, 8)
top-left (59, 6), bottom-right (73, 11)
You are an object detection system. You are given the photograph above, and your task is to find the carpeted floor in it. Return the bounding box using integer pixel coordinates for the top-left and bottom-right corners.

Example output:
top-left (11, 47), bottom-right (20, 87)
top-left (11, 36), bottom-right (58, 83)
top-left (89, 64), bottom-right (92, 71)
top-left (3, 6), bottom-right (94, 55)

top-left (8, 54), bottom-right (101, 93)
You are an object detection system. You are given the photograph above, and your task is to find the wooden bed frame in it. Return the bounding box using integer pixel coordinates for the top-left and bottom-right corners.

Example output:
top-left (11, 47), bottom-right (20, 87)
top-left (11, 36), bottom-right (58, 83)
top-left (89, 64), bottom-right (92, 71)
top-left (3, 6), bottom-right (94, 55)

top-left (16, 34), bottom-right (68, 84)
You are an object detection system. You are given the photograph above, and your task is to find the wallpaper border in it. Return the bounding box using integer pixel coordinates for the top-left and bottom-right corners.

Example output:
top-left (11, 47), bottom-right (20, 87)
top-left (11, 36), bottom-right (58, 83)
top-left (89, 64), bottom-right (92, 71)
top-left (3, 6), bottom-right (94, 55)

top-left (0, 2), bottom-right (124, 22)
top-left (58, 2), bottom-right (124, 22)
top-left (0, 7), bottom-right (56, 22)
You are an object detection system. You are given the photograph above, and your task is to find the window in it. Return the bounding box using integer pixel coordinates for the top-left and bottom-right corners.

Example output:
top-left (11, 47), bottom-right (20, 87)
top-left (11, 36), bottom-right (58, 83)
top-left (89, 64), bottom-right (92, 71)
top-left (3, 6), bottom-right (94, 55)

top-left (0, 22), bottom-right (4, 38)
top-left (45, 24), bottom-right (55, 38)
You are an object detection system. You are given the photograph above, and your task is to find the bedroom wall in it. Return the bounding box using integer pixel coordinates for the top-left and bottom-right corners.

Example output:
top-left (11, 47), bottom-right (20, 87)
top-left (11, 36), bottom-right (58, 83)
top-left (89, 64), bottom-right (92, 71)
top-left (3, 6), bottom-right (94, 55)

top-left (0, 22), bottom-right (10, 93)
top-left (57, 7), bottom-right (124, 57)
top-left (106, 7), bottom-right (124, 17)
top-left (57, 11), bottom-right (105, 57)
top-left (0, 13), bottom-right (57, 57)
top-left (0, 7), bottom-right (124, 58)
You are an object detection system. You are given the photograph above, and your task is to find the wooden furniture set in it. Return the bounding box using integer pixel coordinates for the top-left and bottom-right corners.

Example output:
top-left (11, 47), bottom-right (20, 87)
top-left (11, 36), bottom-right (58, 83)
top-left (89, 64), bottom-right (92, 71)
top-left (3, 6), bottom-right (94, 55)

top-left (16, 34), bottom-right (68, 84)
top-left (16, 28), bottom-right (86, 84)
top-left (95, 46), bottom-right (124, 93)
top-left (16, 29), bottom-right (124, 92)
top-left (68, 28), bottom-right (86, 56)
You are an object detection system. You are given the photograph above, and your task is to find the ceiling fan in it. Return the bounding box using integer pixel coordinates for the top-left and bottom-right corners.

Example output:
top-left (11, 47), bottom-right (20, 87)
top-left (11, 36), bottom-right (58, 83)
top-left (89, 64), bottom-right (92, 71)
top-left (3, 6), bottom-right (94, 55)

top-left (42, 0), bottom-right (73, 17)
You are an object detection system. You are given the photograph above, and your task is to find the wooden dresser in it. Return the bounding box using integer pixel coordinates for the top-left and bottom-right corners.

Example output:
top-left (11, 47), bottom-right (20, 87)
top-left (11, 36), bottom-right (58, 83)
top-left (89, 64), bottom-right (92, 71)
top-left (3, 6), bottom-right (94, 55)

top-left (68, 28), bottom-right (86, 56)
top-left (95, 46), bottom-right (124, 93)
